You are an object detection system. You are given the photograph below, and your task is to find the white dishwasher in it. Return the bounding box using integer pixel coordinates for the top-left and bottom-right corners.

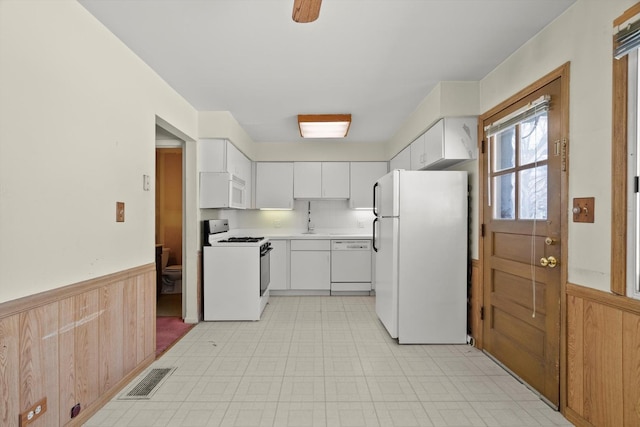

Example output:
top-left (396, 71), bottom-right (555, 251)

top-left (330, 240), bottom-right (372, 294)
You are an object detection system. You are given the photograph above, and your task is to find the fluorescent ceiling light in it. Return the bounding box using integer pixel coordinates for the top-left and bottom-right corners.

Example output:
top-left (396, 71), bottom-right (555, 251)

top-left (298, 114), bottom-right (351, 138)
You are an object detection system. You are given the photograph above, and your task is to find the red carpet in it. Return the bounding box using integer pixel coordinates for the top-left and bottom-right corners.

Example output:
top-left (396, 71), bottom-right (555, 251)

top-left (156, 316), bottom-right (194, 357)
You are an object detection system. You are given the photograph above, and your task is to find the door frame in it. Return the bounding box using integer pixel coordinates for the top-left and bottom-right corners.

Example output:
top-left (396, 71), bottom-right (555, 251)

top-left (476, 62), bottom-right (570, 410)
top-left (155, 123), bottom-right (188, 320)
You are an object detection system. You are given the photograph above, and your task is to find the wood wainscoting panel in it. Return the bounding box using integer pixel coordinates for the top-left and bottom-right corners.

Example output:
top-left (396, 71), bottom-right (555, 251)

top-left (0, 315), bottom-right (20, 427)
top-left (566, 294), bottom-right (584, 415)
top-left (59, 297), bottom-right (76, 426)
top-left (136, 271), bottom-right (156, 363)
top-left (19, 303), bottom-right (60, 426)
top-left (566, 284), bottom-right (640, 426)
top-left (0, 264), bottom-right (154, 427)
top-left (75, 289), bottom-right (100, 416)
top-left (146, 271), bottom-right (156, 360)
top-left (99, 281), bottom-right (124, 395)
top-left (123, 279), bottom-right (138, 374)
top-left (583, 301), bottom-right (623, 426)
top-left (623, 312), bottom-right (640, 426)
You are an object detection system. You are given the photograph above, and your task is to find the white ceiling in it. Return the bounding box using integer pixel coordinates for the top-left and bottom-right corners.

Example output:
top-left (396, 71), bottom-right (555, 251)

top-left (79, 0), bottom-right (576, 144)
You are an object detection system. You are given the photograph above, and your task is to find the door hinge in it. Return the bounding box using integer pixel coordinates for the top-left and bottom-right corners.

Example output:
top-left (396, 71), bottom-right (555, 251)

top-left (553, 138), bottom-right (568, 172)
top-left (635, 176), bottom-right (639, 193)
top-left (481, 224), bottom-right (485, 238)
top-left (481, 140), bottom-right (485, 154)
top-left (480, 306), bottom-right (484, 321)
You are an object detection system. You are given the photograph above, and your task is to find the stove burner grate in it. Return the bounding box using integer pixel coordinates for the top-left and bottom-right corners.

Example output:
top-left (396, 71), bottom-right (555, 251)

top-left (218, 236), bottom-right (264, 243)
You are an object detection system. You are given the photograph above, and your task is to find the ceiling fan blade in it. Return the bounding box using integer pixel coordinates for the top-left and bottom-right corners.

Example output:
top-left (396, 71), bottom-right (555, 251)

top-left (292, 0), bottom-right (322, 23)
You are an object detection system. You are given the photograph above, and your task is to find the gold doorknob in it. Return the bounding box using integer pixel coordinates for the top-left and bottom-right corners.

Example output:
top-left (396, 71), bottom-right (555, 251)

top-left (540, 256), bottom-right (557, 268)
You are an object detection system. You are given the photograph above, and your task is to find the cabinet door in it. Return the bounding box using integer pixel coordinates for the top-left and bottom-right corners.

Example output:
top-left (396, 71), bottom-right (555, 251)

top-left (227, 142), bottom-right (252, 207)
top-left (322, 162), bottom-right (350, 198)
top-left (349, 162), bottom-right (388, 209)
top-left (390, 146), bottom-right (410, 171)
top-left (294, 162), bottom-right (322, 198)
top-left (255, 162), bottom-right (294, 209)
top-left (424, 119), bottom-right (445, 167)
top-left (225, 141), bottom-right (241, 176)
top-left (269, 240), bottom-right (288, 290)
top-left (442, 116), bottom-right (477, 161)
top-left (198, 139), bottom-right (225, 172)
top-left (290, 250), bottom-right (330, 290)
top-left (410, 134), bottom-right (426, 170)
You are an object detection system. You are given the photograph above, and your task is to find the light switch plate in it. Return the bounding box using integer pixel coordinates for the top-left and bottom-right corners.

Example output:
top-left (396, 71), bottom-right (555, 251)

top-left (573, 197), bottom-right (594, 223)
top-left (116, 202), bottom-right (125, 222)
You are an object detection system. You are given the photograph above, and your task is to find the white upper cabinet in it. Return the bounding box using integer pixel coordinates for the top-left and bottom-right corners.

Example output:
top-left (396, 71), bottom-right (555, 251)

top-left (255, 162), bottom-right (294, 209)
top-left (199, 138), bottom-right (226, 172)
top-left (322, 162), bottom-right (350, 198)
top-left (349, 162), bottom-right (388, 209)
top-left (199, 138), bottom-right (252, 208)
top-left (293, 162), bottom-right (350, 199)
top-left (199, 139), bottom-right (251, 179)
top-left (423, 117), bottom-right (478, 169)
top-left (390, 146), bottom-right (411, 171)
top-left (225, 141), bottom-right (251, 180)
top-left (410, 133), bottom-right (426, 170)
top-left (294, 162), bottom-right (322, 198)
top-left (408, 117), bottom-right (478, 171)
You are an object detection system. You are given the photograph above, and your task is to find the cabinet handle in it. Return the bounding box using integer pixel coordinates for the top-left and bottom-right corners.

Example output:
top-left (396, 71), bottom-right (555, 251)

top-left (372, 182), bottom-right (379, 216)
top-left (372, 218), bottom-right (379, 252)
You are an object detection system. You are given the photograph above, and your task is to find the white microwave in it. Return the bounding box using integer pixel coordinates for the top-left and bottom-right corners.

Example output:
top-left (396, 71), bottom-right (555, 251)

top-left (199, 172), bottom-right (246, 209)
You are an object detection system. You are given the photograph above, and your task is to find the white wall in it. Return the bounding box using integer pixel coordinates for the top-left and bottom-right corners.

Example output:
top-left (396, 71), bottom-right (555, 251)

top-left (0, 1), bottom-right (198, 303)
top-left (480, 0), bottom-right (636, 292)
top-left (387, 81), bottom-right (481, 159)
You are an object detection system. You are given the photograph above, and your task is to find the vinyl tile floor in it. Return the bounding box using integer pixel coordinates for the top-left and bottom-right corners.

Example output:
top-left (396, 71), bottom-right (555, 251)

top-left (84, 296), bottom-right (573, 427)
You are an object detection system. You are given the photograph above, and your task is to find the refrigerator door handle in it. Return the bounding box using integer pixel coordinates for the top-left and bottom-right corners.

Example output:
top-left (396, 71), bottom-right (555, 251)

top-left (372, 217), bottom-right (379, 252)
top-left (372, 182), bottom-right (379, 217)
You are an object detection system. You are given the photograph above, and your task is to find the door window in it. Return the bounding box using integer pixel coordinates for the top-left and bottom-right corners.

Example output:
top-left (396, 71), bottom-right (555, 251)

top-left (487, 106), bottom-right (549, 221)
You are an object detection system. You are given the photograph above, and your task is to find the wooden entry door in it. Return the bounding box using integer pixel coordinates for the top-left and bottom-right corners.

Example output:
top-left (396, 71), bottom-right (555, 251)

top-left (482, 76), bottom-right (564, 407)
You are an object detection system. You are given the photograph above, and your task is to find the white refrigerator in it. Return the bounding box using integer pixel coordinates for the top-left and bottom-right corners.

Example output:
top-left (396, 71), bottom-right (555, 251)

top-left (373, 169), bottom-right (468, 344)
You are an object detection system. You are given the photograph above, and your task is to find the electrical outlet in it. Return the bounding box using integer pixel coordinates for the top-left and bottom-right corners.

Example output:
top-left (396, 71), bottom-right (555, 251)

top-left (116, 201), bottom-right (125, 222)
top-left (357, 220), bottom-right (365, 228)
top-left (20, 397), bottom-right (47, 426)
top-left (70, 403), bottom-right (81, 419)
top-left (274, 220), bottom-right (281, 228)
top-left (143, 174), bottom-right (150, 191)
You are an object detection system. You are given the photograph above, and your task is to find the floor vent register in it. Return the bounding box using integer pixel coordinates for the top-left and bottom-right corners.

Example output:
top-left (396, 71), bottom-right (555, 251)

top-left (118, 367), bottom-right (175, 400)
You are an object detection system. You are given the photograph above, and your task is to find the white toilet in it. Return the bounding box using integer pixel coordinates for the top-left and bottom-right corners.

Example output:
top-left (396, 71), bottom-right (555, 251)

top-left (161, 248), bottom-right (182, 294)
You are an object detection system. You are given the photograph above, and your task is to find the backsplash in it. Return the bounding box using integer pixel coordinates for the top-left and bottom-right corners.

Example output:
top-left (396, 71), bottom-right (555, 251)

top-left (202, 200), bottom-right (374, 232)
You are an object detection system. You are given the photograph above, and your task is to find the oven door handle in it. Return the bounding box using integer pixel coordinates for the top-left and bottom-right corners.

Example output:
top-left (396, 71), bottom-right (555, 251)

top-left (261, 247), bottom-right (273, 256)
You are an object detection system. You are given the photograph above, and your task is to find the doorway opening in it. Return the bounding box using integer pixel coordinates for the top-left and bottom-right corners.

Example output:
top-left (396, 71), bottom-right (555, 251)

top-left (155, 126), bottom-right (189, 356)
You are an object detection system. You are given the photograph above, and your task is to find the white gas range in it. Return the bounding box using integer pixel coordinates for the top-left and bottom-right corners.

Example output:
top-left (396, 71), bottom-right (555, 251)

top-left (203, 219), bottom-right (272, 321)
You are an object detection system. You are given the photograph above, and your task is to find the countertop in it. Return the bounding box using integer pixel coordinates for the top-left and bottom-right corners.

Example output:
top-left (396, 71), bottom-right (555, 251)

top-left (235, 229), bottom-right (373, 240)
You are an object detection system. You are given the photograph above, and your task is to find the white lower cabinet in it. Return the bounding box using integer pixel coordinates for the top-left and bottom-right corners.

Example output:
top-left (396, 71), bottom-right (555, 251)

top-left (269, 240), bottom-right (289, 290)
top-left (289, 240), bottom-right (330, 291)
